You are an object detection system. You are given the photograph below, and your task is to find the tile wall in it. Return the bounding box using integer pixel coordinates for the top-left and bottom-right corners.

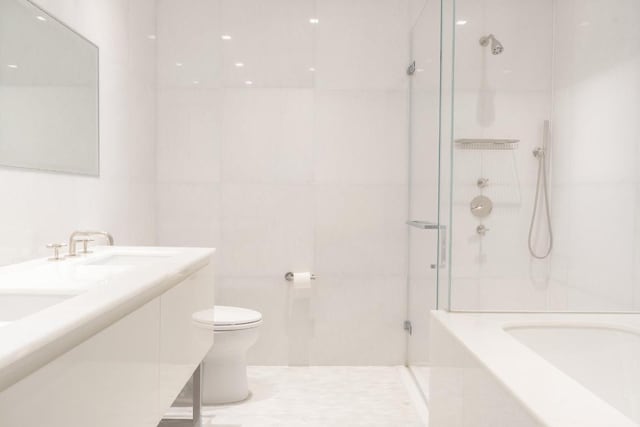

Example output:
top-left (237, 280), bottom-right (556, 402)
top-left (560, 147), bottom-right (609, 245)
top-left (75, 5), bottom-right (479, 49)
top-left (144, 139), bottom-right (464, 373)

top-left (156, 0), bottom-right (413, 364)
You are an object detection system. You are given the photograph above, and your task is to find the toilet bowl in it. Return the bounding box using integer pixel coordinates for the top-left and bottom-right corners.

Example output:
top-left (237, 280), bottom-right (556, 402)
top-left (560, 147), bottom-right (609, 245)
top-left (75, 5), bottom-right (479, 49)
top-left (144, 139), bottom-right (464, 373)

top-left (192, 305), bottom-right (262, 405)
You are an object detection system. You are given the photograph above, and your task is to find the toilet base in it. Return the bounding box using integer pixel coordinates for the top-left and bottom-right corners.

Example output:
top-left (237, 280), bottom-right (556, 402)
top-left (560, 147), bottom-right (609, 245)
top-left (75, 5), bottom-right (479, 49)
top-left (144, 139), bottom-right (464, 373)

top-left (202, 356), bottom-right (249, 404)
top-left (201, 327), bottom-right (259, 405)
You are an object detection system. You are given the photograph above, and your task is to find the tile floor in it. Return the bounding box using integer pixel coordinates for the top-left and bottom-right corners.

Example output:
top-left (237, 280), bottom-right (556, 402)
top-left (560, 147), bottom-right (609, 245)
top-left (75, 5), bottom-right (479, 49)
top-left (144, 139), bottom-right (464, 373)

top-left (167, 366), bottom-right (428, 426)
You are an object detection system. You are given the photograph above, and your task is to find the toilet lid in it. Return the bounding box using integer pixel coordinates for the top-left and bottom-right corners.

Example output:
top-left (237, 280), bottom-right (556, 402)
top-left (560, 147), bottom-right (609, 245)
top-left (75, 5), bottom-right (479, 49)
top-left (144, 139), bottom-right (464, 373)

top-left (192, 305), bottom-right (262, 331)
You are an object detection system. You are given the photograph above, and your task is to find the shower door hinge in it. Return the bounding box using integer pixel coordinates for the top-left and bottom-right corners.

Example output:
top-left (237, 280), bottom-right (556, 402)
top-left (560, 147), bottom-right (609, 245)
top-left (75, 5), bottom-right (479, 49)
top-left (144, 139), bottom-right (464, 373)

top-left (403, 320), bottom-right (413, 335)
top-left (406, 61), bottom-right (416, 76)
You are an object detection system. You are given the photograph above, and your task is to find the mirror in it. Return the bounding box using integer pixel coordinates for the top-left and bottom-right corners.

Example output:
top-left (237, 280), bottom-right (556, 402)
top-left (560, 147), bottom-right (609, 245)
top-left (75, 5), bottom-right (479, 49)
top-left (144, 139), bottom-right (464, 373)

top-left (0, 0), bottom-right (99, 175)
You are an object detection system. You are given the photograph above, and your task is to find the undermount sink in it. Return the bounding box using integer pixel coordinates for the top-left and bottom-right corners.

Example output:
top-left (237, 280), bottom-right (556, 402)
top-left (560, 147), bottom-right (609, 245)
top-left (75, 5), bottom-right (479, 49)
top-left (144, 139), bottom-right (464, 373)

top-left (0, 293), bottom-right (77, 323)
top-left (0, 246), bottom-right (215, 427)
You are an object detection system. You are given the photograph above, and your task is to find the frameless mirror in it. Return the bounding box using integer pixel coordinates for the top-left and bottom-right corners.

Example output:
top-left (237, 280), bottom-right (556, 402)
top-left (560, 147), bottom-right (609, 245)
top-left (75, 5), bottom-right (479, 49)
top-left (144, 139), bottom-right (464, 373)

top-left (0, 0), bottom-right (99, 175)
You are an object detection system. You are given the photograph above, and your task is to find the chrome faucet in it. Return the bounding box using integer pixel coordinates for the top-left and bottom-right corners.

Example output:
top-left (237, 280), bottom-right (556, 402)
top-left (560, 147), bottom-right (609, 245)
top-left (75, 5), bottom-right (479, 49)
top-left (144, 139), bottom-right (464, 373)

top-left (67, 230), bottom-right (114, 257)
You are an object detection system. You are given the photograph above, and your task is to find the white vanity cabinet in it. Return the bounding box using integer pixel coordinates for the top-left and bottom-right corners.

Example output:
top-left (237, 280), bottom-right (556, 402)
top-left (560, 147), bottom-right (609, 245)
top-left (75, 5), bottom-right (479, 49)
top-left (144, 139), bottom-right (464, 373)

top-left (0, 247), bottom-right (214, 427)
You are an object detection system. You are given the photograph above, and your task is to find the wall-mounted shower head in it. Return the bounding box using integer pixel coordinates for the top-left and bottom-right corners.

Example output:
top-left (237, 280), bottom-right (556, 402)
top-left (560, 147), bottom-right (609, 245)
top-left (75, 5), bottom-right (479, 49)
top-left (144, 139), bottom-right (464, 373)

top-left (479, 34), bottom-right (504, 55)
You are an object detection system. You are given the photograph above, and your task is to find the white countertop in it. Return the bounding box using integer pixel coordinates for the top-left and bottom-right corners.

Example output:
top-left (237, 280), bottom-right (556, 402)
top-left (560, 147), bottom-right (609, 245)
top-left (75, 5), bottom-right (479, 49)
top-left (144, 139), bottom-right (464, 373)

top-left (0, 246), bottom-right (214, 392)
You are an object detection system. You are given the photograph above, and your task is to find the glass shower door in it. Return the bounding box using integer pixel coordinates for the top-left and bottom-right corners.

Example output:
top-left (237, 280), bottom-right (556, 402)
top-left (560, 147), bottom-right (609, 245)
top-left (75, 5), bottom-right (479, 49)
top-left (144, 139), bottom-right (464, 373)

top-left (405, 0), bottom-right (445, 396)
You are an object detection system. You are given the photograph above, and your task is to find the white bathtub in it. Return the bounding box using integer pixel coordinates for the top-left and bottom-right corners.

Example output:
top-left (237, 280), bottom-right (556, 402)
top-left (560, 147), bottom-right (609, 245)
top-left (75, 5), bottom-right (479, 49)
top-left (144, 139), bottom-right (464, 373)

top-left (429, 311), bottom-right (640, 427)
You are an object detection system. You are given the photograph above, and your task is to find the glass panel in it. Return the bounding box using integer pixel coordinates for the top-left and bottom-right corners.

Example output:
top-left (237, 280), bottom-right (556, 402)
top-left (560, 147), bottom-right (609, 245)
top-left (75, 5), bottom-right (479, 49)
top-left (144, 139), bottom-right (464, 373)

top-left (447, 0), bottom-right (640, 312)
top-left (406, 0), bottom-right (443, 385)
top-left (0, 0), bottom-right (99, 175)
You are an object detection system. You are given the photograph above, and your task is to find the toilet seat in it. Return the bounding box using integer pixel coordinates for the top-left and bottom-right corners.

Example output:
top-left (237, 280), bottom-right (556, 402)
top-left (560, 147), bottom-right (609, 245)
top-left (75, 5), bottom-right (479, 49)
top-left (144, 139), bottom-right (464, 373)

top-left (193, 305), bottom-right (262, 331)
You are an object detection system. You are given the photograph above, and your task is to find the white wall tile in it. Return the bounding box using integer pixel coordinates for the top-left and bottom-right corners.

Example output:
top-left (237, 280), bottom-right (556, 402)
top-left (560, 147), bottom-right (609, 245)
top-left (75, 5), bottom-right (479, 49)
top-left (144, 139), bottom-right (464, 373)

top-left (219, 0), bottom-right (315, 88)
top-left (454, 0), bottom-right (553, 92)
top-left (156, 0), bottom-right (414, 365)
top-left (315, 184), bottom-right (407, 276)
top-left (219, 184), bottom-right (315, 277)
top-left (550, 0), bottom-right (640, 311)
top-left (315, 0), bottom-right (409, 90)
top-left (157, 0), bottom-right (223, 89)
top-left (157, 89), bottom-right (223, 184)
top-left (156, 182), bottom-right (221, 248)
top-left (221, 89), bottom-right (314, 184)
top-left (314, 90), bottom-right (408, 185)
top-left (565, 184), bottom-right (635, 310)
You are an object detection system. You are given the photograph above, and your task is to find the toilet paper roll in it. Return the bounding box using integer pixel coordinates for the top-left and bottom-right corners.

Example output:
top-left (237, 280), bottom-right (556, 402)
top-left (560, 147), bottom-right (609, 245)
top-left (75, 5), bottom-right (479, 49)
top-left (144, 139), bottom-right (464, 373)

top-left (290, 272), bottom-right (312, 289)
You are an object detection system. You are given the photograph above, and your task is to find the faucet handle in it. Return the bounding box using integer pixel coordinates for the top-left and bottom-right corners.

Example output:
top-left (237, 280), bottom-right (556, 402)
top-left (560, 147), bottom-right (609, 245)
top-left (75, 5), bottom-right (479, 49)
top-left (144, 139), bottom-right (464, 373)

top-left (476, 224), bottom-right (490, 236)
top-left (46, 243), bottom-right (67, 261)
top-left (75, 238), bottom-right (94, 254)
top-left (477, 177), bottom-right (489, 188)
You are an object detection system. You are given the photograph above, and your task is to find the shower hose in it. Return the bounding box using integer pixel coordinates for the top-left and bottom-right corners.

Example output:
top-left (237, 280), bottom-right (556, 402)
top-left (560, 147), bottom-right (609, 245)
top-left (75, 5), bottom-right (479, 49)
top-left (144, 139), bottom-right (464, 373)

top-left (528, 127), bottom-right (553, 259)
top-left (528, 140), bottom-right (553, 259)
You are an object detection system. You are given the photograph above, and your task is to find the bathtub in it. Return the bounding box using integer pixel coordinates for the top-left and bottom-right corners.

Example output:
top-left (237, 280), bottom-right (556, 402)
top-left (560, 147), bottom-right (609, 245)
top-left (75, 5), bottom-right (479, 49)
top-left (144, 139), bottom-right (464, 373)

top-left (429, 311), bottom-right (640, 427)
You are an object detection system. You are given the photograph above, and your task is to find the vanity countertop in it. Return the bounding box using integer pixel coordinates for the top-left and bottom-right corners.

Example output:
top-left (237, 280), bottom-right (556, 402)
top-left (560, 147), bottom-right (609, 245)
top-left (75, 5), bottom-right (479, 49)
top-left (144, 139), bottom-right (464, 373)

top-left (0, 246), bottom-right (215, 392)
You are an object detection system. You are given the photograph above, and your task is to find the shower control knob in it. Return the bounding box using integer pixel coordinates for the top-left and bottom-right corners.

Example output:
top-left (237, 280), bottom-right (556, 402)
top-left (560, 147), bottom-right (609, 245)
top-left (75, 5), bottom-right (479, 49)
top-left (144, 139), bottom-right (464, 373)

top-left (470, 195), bottom-right (493, 218)
top-left (476, 225), bottom-right (489, 236)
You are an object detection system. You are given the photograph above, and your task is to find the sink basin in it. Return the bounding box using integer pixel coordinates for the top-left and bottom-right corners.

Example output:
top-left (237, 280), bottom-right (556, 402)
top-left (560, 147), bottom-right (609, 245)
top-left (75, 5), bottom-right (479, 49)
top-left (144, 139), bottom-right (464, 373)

top-left (0, 293), bottom-right (77, 323)
top-left (84, 253), bottom-right (174, 267)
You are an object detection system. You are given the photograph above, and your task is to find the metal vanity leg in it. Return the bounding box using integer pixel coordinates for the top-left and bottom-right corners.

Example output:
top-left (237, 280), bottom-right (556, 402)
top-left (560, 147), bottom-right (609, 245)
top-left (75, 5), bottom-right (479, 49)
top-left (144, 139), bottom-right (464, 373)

top-left (158, 364), bottom-right (202, 427)
top-left (193, 363), bottom-right (202, 424)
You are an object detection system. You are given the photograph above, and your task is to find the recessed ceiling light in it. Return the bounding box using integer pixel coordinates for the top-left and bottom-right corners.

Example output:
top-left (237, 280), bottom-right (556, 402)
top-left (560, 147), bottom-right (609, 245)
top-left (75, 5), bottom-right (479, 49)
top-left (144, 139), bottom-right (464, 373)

top-left (503, 69), bottom-right (512, 74)
top-left (456, 19), bottom-right (467, 26)
top-left (309, 18), bottom-right (319, 24)
top-left (147, 34), bottom-right (157, 40)
top-left (308, 67), bottom-right (316, 72)
top-left (193, 80), bottom-right (200, 85)
top-left (579, 21), bottom-right (591, 27)
top-left (245, 80), bottom-right (253, 86)
top-left (416, 68), bottom-right (425, 73)
top-left (221, 34), bottom-right (232, 40)
top-left (234, 62), bottom-right (244, 68)
top-left (7, 64), bottom-right (18, 69)
top-left (36, 15), bottom-right (47, 22)
top-left (175, 62), bottom-right (183, 67)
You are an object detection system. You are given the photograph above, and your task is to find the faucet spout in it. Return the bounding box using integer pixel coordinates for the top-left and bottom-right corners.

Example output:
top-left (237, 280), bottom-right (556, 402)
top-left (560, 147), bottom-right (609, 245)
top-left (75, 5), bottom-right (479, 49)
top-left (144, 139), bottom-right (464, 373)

top-left (68, 230), bottom-right (114, 257)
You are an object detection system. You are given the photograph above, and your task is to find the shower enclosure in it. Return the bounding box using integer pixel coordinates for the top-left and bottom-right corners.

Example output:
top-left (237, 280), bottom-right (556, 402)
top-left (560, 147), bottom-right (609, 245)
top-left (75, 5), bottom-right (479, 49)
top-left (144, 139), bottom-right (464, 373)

top-left (438, 0), bottom-right (640, 313)
top-left (426, 0), bottom-right (640, 424)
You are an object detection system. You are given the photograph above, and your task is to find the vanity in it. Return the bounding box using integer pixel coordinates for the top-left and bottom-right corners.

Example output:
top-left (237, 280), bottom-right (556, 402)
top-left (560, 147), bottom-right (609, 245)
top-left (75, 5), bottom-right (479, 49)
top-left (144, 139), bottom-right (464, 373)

top-left (0, 246), bottom-right (215, 427)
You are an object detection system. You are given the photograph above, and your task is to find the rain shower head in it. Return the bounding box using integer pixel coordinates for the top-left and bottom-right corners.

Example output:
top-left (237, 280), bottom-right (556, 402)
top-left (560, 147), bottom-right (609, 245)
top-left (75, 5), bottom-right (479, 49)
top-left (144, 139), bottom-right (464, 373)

top-left (479, 34), bottom-right (504, 55)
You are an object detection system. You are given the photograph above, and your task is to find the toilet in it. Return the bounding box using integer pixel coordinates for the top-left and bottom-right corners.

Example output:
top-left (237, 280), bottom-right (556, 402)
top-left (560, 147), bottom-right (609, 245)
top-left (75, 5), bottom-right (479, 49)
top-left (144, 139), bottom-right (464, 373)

top-left (192, 305), bottom-right (262, 405)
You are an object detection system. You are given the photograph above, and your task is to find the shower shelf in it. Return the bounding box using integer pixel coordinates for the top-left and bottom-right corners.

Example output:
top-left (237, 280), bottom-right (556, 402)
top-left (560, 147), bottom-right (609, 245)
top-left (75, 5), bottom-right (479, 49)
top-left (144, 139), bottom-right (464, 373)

top-left (455, 138), bottom-right (519, 150)
top-left (406, 220), bottom-right (440, 230)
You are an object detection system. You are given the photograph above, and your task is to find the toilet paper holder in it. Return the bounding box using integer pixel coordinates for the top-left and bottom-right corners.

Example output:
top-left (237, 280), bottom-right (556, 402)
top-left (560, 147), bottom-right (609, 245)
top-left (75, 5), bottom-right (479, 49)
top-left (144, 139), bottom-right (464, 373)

top-left (285, 272), bottom-right (319, 282)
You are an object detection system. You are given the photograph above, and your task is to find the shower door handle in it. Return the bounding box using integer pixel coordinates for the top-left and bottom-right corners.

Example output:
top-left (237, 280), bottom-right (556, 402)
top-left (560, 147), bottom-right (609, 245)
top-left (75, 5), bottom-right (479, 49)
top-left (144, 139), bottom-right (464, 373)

top-left (438, 225), bottom-right (447, 269)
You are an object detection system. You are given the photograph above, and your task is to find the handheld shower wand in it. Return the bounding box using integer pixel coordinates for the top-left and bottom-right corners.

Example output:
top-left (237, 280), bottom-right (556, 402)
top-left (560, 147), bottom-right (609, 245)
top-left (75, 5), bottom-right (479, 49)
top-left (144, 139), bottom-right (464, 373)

top-left (528, 120), bottom-right (553, 259)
